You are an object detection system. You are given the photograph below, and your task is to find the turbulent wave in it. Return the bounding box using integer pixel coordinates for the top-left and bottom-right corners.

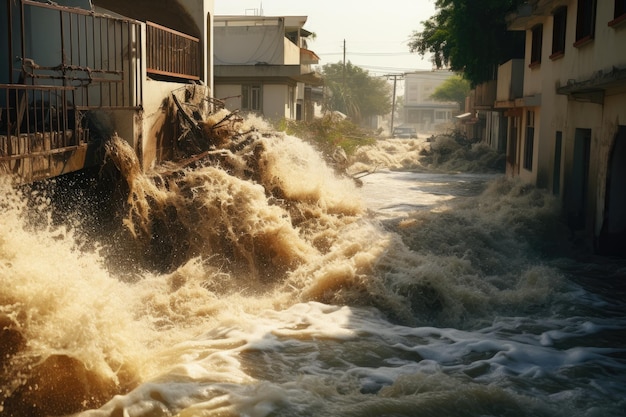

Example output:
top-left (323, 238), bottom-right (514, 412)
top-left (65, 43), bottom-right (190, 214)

top-left (1, 126), bottom-right (623, 416)
top-left (349, 133), bottom-right (505, 175)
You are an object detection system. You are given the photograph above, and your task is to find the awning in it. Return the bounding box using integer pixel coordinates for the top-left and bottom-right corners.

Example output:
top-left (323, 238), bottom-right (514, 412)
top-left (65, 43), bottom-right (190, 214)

top-left (454, 112), bottom-right (478, 124)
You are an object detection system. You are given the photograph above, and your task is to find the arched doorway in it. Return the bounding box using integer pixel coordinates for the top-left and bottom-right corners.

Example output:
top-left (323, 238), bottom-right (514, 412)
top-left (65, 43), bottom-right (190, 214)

top-left (598, 125), bottom-right (626, 256)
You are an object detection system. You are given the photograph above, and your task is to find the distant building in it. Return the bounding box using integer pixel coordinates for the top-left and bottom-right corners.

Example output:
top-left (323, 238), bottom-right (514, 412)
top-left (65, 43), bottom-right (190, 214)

top-left (1, 0), bottom-right (215, 182)
top-left (213, 15), bottom-right (322, 122)
top-left (402, 70), bottom-right (460, 134)
top-left (502, 0), bottom-right (626, 254)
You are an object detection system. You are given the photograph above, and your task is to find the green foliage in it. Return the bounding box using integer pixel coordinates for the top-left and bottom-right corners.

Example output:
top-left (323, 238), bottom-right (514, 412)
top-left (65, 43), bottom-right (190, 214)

top-left (430, 75), bottom-right (470, 111)
top-left (321, 62), bottom-right (392, 123)
top-left (408, 0), bottom-right (525, 86)
top-left (275, 115), bottom-right (377, 157)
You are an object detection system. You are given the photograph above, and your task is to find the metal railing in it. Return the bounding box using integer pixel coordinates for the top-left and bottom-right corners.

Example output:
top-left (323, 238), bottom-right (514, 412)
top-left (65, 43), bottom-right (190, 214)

top-left (146, 21), bottom-right (201, 81)
top-left (13, 0), bottom-right (143, 109)
top-left (0, 84), bottom-right (87, 158)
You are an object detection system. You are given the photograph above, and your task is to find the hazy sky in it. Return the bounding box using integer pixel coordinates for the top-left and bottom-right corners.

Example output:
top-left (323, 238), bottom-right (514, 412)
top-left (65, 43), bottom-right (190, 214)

top-left (214, 0), bottom-right (437, 76)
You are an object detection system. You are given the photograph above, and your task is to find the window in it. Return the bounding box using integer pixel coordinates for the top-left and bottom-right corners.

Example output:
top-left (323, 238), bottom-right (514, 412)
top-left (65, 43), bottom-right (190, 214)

top-left (615, 0), bottom-right (626, 19)
top-left (575, 0), bottom-right (596, 45)
top-left (288, 85), bottom-right (295, 118)
top-left (435, 111), bottom-right (447, 120)
top-left (551, 7), bottom-right (567, 59)
top-left (524, 111), bottom-right (535, 171)
top-left (530, 25), bottom-right (543, 67)
top-left (242, 84), bottom-right (262, 111)
top-left (609, 0), bottom-right (626, 26)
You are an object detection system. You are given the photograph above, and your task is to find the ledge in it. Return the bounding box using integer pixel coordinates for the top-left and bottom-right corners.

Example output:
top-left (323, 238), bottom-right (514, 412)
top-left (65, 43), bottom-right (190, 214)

top-left (549, 51), bottom-right (564, 61)
top-left (608, 14), bottom-right (626, 28)
top-left (573, 35), bottom-right (594, 48)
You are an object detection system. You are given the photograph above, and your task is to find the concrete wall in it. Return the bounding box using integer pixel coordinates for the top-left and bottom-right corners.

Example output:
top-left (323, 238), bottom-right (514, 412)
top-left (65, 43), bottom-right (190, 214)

top-left (283, 37), bottom-right (301, 65)
top-left (263, 84), bottom-right (289, 121)
top-left (496, 59), bottom-right (524, 102)
top-left (214, 84), bottom-right (243, 110)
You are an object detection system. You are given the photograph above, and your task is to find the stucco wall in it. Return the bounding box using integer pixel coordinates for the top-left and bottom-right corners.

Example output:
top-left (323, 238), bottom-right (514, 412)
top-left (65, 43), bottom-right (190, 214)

top-left (559, 4), bottom-right (626, 85)
top-left (263, 84), bottom-right (289, 121)
top-left (214, 84), bottom-right (243, 112)
top-left (283, 38), bottom-right (301, 65)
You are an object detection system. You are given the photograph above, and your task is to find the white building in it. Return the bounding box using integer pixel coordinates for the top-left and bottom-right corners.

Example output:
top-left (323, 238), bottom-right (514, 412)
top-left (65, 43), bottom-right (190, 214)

top-left (213, 15), bottom-right (321, 122)
top-left (502, 0), bottom-right (626, 254)
top-left (403, 70), bottom-right (460, 133)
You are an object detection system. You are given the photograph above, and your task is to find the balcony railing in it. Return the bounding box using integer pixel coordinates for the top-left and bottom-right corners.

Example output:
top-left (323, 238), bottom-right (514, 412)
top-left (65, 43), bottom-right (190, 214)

top-left (146, 21), bottom-right (200, 81)
top-left (0, 84), bottom-right (87, 155)
top-left (0, 84), bottom-right (91, 181)
top-left (14, 0), bottom-right (143, 109)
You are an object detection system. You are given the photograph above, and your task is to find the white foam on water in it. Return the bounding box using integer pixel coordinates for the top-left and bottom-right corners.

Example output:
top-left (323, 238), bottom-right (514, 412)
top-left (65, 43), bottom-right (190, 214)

top-left (0, 132), bottom-right (624, 416)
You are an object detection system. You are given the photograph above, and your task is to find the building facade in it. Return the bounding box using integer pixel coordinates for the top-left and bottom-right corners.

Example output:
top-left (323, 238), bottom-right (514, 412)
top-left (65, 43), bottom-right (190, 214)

top-left (403, 70), bottom-right (460, 134)
top-left (503, 0), bottom-right (626, 254)
top-left (1, 0), bottom-right (215, 182)
top-left (213, 15), bottom-right (321, 123)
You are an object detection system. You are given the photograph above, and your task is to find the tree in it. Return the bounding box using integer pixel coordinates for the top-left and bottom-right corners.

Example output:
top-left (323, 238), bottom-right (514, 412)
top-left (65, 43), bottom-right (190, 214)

top-left (321, 62), bottom-right (392, 123)
top-left (430, 75), bottom-right (470, 112)
top-left (408, 0), bottom-right (525, 86)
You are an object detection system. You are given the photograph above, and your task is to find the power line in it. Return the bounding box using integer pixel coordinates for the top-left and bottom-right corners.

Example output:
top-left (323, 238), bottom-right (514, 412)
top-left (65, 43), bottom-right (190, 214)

top-left (318, 51), bottom-right (413, 57)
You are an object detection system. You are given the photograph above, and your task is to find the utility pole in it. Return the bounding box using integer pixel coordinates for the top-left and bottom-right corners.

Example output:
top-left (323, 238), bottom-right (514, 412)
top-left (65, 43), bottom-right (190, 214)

top-left (342, 39), bottom-right (346, 89)
top-left (385, 73), bottom-right (404, 135)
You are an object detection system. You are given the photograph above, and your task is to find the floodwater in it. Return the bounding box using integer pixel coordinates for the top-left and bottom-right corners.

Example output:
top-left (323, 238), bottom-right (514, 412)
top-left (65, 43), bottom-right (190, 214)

top-left (1, 123), bottom-right (625, 417)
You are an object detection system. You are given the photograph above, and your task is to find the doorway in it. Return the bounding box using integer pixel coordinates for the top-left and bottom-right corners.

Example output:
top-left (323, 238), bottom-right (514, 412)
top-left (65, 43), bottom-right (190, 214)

top-left (567, 128), bottom-right (591, 230)
top-left (598, 126), bottom-right (626, 255)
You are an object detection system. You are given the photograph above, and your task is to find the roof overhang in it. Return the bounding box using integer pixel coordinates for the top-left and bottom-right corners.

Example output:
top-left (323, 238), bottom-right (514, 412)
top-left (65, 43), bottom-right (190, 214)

top-left (506, 0), bottom-right (569, 31)
top-left (300, 48), bottom-right (320, 65)
top-left (214, 65), bottom-right (323, 86)
top-left (294, 71), bottom-right (323, 86)
top-left (454, 112), bottom-right (479, 124)
top-left (557, 67), bottom-right (626, 103)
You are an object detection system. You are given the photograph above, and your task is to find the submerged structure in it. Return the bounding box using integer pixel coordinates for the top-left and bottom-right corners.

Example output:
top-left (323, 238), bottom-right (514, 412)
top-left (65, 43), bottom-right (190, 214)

top-left (0, 0), bottom-right (215, 183)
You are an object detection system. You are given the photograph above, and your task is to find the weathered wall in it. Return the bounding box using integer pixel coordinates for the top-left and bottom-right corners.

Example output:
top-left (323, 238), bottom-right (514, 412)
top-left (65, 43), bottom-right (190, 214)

top-left (263, 84), bottom-right (289, 121)
top-left (214, 84), bottom-right (243, 112)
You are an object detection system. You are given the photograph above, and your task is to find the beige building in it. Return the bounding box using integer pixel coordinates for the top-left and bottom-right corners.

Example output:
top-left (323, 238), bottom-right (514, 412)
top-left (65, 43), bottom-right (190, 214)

top-left (1, 0), bottom-right (215, 182)
top-left (403, 70), bottom-right (459, 133)
top-left (213, 15), bottom-right (321, 123)
top-left (501, 0), bottom-right (626, 254)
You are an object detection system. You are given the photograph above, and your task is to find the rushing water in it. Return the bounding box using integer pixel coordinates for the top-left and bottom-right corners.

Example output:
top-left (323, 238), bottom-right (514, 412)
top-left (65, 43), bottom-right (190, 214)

top-left (1, 124), bottom-right (625, 417)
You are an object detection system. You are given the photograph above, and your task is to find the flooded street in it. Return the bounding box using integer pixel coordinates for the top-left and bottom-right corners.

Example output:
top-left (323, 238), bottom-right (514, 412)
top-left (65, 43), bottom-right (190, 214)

top-left (1, 134), bottom-right (625, 416)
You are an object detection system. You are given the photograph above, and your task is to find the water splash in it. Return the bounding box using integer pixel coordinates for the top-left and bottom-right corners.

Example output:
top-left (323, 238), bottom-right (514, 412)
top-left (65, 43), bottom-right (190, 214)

top-left (1, 127), bottom-right (618, 416)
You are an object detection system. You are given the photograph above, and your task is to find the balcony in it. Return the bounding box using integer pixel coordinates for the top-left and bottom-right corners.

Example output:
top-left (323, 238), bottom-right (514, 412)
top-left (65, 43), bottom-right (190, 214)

top-left (495, 59), bottom-right (525, 108)
top-left (473, 80), bottom-right (497, 109)
top-left (146, 21), bottom-right (200, 81)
